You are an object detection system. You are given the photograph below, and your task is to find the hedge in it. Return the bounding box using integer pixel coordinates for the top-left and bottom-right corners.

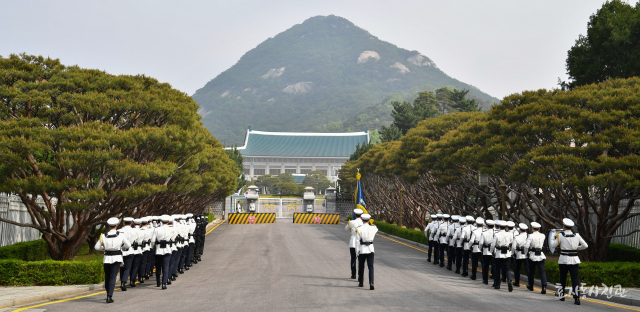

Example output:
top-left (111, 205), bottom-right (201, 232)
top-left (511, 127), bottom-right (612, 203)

top-left (0, 239), bottom-right (50, 261)
top-left (207, 213), bottom-right (215, 223)
top-left (606, 243), bottom-right (640, 262)
top-left (0, 259), bottom-right (103, 286)
top-left (376, 220), bottom-right (640, 287)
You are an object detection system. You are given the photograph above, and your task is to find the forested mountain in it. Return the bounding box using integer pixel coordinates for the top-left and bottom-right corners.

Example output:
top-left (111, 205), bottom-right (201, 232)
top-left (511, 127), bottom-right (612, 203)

top-left (193, 15), bottom-right (498, 145)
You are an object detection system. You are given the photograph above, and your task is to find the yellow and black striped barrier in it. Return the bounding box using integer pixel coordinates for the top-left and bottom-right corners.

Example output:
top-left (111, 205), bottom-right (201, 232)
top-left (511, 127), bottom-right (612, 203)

top-left (292, 213), bottom-right (341, 224)
top-left (228, 213), bottom-right (276, 224)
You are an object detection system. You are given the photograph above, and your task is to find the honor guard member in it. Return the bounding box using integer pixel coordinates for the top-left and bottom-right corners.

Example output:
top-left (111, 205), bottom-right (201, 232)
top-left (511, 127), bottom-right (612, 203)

top-left (138, 217), bottom-right (152, 283)
top-left (355, 214), bottom-right (378, 290)
top-left (95, 217), bottom-right (130, 303)
top-left (178, 215), bottom-right (189, 274)
top-left (119, 217), bottom-right (137, 291)
top-left (424, 214), bottom-right (437, 262)
top-left (435, 214), bottom-right (450, 267)
top-left (167, 216), bottom-right (179, 283)
top-left (128, 218), bottom-right (144, 288)
top-left (460, 215), bottom-right (474, 277)
top-left (429, 214), bottom-right (443, 264)
top-left (512, 223), bottom-right (529, 287)
top-left (249, 200), bottom-right (256, 212)
top-left (479, 220), bottom-right (496, 284)
top-left (549, 218), bottom-right (588, 305)
top-left (490, 220), bottom-right (514, 292)
top-left (453, 216), bottom-right (466, 274)
top-left (153, 215), bottom-right (173, 289)
top-left (525, 222), bottom-right (548, 294)
top-left (346, 209), bottom-right (364, 279)
top-left (468, 218), bottom-right (484, 280)
top-left (446, 215), bottom-right (459, 270)
top-left (185, 213), bottom-right (196, 269)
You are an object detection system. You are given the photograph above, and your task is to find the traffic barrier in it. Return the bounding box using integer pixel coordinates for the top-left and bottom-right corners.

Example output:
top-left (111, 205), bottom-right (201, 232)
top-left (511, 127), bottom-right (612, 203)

top-left (292, 213), bottom-right (341, 224)
top-left (228, 213), bottom-right (276, 224)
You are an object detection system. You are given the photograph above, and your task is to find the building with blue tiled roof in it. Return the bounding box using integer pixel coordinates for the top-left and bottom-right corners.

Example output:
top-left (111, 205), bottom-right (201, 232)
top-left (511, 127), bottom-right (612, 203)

top-left (235, 129), bottom-right (369, 183)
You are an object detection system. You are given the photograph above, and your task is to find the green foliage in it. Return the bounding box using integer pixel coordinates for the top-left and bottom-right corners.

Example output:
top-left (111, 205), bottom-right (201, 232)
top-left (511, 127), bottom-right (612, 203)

top-left (0, 259), bottom-right (103, 286)
top-left (303, 170), bottom-right (332, 193)
top-left (564, 0), bottom-right (640, 89)
top-left (193, 15), bottom-right (499, 145)
top-left (207, 213), bottom-right (215, 223)
top-left (606, 243), bottom-right (640, 262)
top-left (544, 261), bottom-right (640, 288)
top-left (255, 173), bottom-right (305, 195)
top-left (374, 221), bottom-right (429, 245)
top-left (349, 142), bottom-right (375, 161)
top-left (0, 239), bottom-right (50, 261)
top-left (225, 146), bottom-right (246, 190)
top-left (380, 124), bottom-right (402, 143)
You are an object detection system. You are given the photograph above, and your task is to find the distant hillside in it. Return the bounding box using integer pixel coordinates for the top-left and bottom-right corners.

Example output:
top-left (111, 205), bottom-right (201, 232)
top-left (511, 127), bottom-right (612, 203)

top-left (193, 15), bottom-right (499, 145)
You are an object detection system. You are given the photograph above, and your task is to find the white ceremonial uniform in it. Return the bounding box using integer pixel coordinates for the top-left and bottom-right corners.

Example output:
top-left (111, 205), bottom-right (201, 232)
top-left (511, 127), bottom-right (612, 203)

top-left (478, 229), bottom-right (495, 256)
top-left (454, 225), bottom-right (464, 248)
top-left (549, 230), bottom-right (588, 265)
top-left (356, 224), bottom-right (378, 255)
top-left (490, 229), bottom-right (513, 258)
top-left (512, 232), bottom-right (529, 260)
top-left (188, 219), bottom-right (196, 244)
top-left (470, 227), bottom-right (484, 253)
top-left (447, 223), bottom-right (457, 247)
top-left (168, 224), bottom-right (178, 252)
top-left (525, 231), bottom-right (546, 261)
top-left (346, 218), bottom-right (364, 248)
top-left (424, 221), bottom-right (434, 240)
top-left (131, 226), bottom-right (144, 255)
top-left (119, 225), bottom-right (137, 257)
top-left (436, 221), bottom-right (450, 244)
top-left (95, 230), bottom-right (131, 264)
top-left (153, 225), bottom-right (173, 255)
top-left (461, 224), bottom-right (472, 250)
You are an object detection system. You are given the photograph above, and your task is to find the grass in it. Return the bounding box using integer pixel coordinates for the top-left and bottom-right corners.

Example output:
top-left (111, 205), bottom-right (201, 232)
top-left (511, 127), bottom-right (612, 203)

top-left (71, 242), bottom-right (103, 262)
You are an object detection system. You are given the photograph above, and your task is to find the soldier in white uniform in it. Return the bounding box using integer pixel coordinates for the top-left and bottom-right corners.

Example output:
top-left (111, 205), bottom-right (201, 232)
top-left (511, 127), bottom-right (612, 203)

top-left (118, 217), bottom-right (137, 291)
top-left (435, 214), bottom-right (450, 267)
top-left (168, 216), bottom-right (180, 282)
top-left (153, 215), bottom-right (173, 289)
top-left (446, 215), bottom-right (459, 270)
top-left (468, 218), bottom-right (484, 280)
top-left (424, 215), bottom-right (437, 262)
top-left (490, 220), bottom-right (514, 292)
top-left (249, 200), bottom-right (256, 212)
top-left (138, 217), bottom-right (152, 283)
top-left (460, 216), bottom-right (474, 276)
top-left (306, 203), bottom-right (313, 213)
top-left (128, 218), bottom-right (144, 288)
top-left (425, 214), bottom-right (438, 263)
top-left (355, 214), bottom-right (378, 290)
top-left (478, 219), bottom-right (495, 285)
top-left (346, 209), bottom-right (364, 279)
top-left (95, 217), bottom-right (131, 303)
top-left (525, 222), bottom-right (547, 294)
top-left (549, 218), bottom-right (588, 305)
top-left (185, 213), bottom-right (197, 269)
top-left (453, 217), bottom-right (466, 274)
top-left (512, 223), bottom-right (529, 287)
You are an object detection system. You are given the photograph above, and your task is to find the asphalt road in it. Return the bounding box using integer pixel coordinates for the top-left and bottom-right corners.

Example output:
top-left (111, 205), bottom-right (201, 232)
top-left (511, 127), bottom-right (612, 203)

top-left (12, 220), bottom-right (635, 311)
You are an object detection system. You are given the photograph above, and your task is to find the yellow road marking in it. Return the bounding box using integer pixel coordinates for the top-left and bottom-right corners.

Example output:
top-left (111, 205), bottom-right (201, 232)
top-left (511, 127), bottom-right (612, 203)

top-left (13, 220), bottom-right (225, 311)
top-left (377, 233), bottom-right (640, 311)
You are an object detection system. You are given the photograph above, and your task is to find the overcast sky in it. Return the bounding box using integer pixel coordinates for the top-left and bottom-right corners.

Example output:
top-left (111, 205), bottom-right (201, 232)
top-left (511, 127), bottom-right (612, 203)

top-left (2, 0), bottom-right (632, 100)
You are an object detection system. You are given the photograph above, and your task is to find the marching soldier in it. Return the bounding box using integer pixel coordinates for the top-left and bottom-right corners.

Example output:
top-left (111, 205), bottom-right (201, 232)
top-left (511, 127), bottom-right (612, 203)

top-left (460, 216), bottom-right (474, 277)
top-left (355, 214), bottom-right (378, 290)
top-left (468, 218), bottom-right (484, 280)
top-left (128, 218), bottom-right (144, 288)
top-left (153, 215), bottom-right (173, 289)
top-left (506, 221), bottom-right (517, 282)
top-left (346, 209), bottom-right (364, 279)
top-left (95, 217), bottom-right (131, 303)
top-left (435, 214), bottom-right (450, 267)
top-left (453, 216), bottom-right (466, 274)
top-left (138, 217), bottom-right (152, 283)
top-left (549, 218), bottom-right (588, 305)
top-left (525, 222), bottom-right (547, 294)
top-left (118, 217), bottom-right (137, 291)
top-left (167, 216), bottom-right (179, 284)
top-left (490, 220), bottom-right (514, 292)
top-left (425, 214), bottom-right (437, 263)
top-left (186, 213), bottom-right (196, 269)
top-left (512, 223), bottom-right (529, 287)
top-left (429, 214), bottom-right (443, 265)
top-left (446, 215), bottom-right (459, 270)
top-left (478, 219), bottom-right (495, 285)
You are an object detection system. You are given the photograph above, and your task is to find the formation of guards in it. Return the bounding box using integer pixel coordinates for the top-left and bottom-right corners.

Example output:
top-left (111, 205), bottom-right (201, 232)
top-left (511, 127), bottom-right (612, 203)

top-left (95, 213), bottom-right (210, 303)
top-left (345, 209), bottom-right (378, 290)
top-left (424, 214), bottom-right (588, 305)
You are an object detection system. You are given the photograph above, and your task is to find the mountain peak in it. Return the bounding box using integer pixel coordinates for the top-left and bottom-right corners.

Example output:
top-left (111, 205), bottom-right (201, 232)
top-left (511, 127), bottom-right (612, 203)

top-left (193, 16), bottom-right (497, 144)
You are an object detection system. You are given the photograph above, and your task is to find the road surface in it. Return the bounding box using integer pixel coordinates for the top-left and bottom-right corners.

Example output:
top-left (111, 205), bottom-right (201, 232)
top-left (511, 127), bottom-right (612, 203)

top-left (10, 220), bottom-right (636, 311)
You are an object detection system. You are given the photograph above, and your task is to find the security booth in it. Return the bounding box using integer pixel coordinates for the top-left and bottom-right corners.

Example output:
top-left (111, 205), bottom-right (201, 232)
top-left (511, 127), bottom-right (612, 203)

top-left (246, 185), bottom-right (259, 213)
top-left (303, 186), bottom-right (315, 213)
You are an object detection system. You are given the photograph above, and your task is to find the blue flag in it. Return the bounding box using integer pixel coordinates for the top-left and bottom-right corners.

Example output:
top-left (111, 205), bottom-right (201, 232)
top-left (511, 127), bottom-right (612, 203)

top-left (353, 172), bottom-right (368, 219)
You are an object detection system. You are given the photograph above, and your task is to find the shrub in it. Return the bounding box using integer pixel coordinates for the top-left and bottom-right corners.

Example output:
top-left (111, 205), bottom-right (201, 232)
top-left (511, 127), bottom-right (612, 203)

top-left (0, 239), bottom-right (50, 261)
top-left (207, 213), bottom-right (215, 223)
top-left (606, 243), bottom-right (640, 262)
top-left (0, 259), bottom-right (103, 286)
top-left (374, 221), bottom-right (429, 245)
top-left (543, 261), bottom-right (640, 288)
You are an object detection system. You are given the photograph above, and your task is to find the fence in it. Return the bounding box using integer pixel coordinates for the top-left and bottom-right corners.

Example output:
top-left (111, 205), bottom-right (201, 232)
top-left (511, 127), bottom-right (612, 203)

top-left (610, 201), bottom-right (640, 248)
top-left (0, 194), bottom-right (44, 247)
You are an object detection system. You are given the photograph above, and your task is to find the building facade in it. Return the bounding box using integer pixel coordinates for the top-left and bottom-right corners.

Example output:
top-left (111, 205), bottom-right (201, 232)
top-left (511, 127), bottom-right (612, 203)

top-left (234, 129), bottom-right (369, 183)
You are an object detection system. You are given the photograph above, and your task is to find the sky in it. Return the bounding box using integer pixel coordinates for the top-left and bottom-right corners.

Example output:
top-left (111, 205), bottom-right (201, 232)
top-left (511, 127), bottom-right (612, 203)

top-left (2, 0), bottom-right (634, 100)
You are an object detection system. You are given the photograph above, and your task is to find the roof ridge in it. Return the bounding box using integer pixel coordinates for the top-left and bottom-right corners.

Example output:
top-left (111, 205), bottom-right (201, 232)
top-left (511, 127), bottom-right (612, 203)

top-left (249, 130), bottom-right (368, 137)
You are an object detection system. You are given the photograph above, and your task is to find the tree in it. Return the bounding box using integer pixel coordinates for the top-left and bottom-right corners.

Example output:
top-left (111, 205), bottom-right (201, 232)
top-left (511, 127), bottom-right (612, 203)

top-left (0, 54), bottom-right (237, 260)
top-left (380, 124), bottom-right (402, 143)
top-left (225, 145), bottom-right (246, 191)
top-left (303, 170), bottom-right (332, 194)
top-left (449, 89), bottom-right (481, 112)
top-left (564, 0), bottom-right (640, 89)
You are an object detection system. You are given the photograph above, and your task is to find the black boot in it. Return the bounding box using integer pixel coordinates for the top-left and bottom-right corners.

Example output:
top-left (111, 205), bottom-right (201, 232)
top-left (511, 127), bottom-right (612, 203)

top-left (508, 282), bottom-right (513, 292)
top-left (513, 282), bottom-right (519, 287)
top-left (107, 296), bottom-right (114, 303)
top-left (427, 258), bottom-right (431, 262)
top-left (574, 298), bottom-right (580, 305)
top-left (167, 280), bottom-right (172, 285)
top-left (121, 282), bottom-right (127, 291)
top-left (185, 266), bottom-right (190, 271)
top-left (358, 282), bottom-right (363, 287)
top-left (351, 275), bottom-right (356, 279)
top-left (541, 286), bottom-right (546, 294)
top-left (157, 281), bottom-right (161, 287)
top-left (527, 285), bottom-right (533, 291)
top-left (370, 284), bottom-right (375, 290)
top-left (470, 275), bottom-right (475, 280)
top-left (130, 281), bottom-right (136, 288)
top-left (502, 277), bottom-right (506, 282)
top-left (139, 277), bottom-right (144, 284)
top-left (162, 283), bottom-right (167, 290)
top-left (461, 272), bottom-right (468, 277)
top-left (483, 280), bottom-right (488, 285)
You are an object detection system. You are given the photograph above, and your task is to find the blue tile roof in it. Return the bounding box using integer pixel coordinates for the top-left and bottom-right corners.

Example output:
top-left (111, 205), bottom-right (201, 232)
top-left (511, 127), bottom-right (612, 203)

top-left (238, 130), bottom-right (369, 157)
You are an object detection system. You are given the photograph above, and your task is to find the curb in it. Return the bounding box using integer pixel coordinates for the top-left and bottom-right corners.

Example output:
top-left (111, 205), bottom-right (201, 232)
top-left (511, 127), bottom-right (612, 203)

top-left (376, 231), bottom-right (640, 308)
top-left (0, 283), bottom-right (104, 309)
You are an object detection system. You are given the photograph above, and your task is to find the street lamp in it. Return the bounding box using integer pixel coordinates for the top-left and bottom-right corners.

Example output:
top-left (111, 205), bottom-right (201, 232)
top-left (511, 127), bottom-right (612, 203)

top-left (499, 183), bottom-right (507, 220)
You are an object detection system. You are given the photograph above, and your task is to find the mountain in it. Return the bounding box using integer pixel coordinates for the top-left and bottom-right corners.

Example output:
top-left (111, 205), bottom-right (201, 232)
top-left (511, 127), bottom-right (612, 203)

top-left (193, 15), bottom-right (499, 145)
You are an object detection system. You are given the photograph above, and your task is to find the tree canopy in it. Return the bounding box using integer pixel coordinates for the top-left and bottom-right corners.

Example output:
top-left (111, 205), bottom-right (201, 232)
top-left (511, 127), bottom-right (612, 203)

top-left (0, 54), bottom-right (238, 260)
